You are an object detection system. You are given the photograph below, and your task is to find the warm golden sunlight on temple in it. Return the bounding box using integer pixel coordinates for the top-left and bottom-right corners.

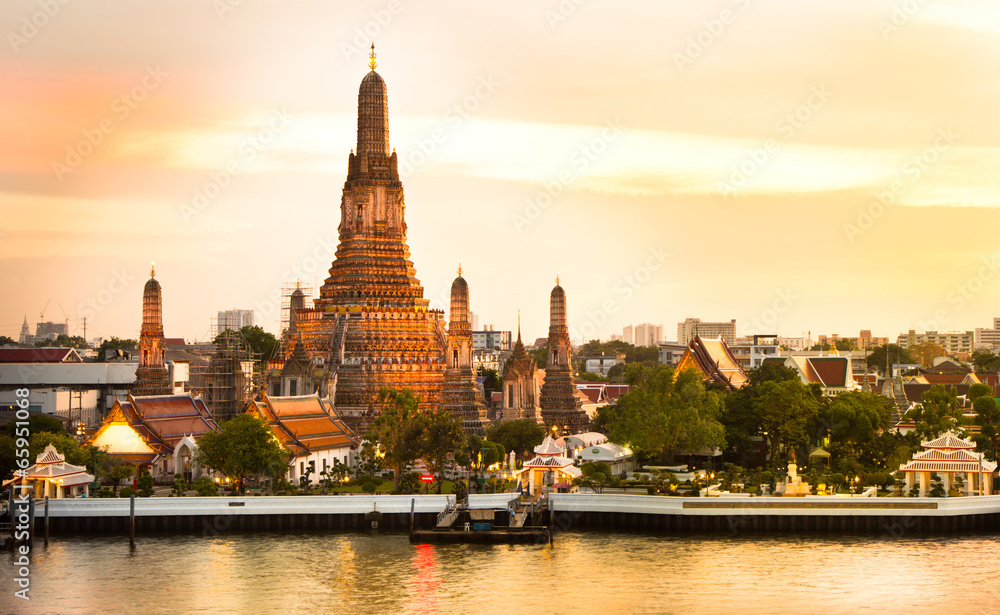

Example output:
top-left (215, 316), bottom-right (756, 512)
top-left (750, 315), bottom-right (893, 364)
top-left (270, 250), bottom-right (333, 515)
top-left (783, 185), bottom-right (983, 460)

top-left (5, 4), bottom-right (1000, 612)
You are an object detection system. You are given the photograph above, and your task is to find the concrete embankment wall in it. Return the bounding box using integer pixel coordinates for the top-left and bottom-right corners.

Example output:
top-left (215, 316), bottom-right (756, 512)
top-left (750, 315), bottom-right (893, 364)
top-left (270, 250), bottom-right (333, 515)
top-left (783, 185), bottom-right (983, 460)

top-left (31, 492), bottom-right (1000, 537)
top-left (549, 493), bottom-right (1000, 536)
top-left (34, 494), bottom-right (513, 536)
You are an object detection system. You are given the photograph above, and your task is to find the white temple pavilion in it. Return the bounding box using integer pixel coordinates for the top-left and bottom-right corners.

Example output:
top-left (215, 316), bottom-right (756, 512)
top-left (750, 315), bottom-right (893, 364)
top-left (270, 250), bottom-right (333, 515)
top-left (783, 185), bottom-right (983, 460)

top-left (2, 443), bottom-right (94, 499)
top-left (898, 432), bottom-right (996, 497)
top-left (515, 436), bottom-right (581, 497)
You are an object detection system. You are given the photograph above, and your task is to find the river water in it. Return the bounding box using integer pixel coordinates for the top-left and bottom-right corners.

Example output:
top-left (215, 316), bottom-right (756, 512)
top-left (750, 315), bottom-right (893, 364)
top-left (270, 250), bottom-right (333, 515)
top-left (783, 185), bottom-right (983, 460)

top-left (3, 530), bottom-right (999, 615)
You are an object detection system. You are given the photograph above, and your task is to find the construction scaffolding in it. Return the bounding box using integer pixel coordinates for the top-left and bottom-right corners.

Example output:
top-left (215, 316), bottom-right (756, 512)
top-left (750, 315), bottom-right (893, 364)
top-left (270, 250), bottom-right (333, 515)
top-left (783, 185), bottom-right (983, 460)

top-left (188, 321), bottom-right (262, 422)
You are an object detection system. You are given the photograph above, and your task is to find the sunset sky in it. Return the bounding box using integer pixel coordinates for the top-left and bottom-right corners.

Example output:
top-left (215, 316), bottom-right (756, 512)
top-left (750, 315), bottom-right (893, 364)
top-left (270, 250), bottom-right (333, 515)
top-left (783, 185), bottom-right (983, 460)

top-left (4, 0), bottom-right (1000, 345)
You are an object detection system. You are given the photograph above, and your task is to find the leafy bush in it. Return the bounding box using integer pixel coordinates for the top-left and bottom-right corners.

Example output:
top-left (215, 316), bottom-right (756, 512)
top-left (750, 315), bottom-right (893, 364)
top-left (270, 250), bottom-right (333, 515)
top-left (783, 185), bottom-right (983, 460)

top-left (171, 474), bottom-right (188, 497)
top-left (137, 470), bottom-right (154, 497)
top-left (361, 481), bottom-right (378, 494)
top-left (96, 487), bottom-right (115, 498)
top-left (397, 472), bottom-right (421, 494)
top-left (119, 486), bottom-right (136, 498)
top-left (192, 476), bottom-right (219, 496)
top-left (273, 479), bottom-right (297, 496)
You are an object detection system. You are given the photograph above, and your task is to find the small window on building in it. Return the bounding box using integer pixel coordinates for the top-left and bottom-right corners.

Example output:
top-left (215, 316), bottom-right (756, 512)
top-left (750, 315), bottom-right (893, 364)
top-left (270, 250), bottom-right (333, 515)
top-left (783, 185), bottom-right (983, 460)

top-left (271, 382), bottom-right (281, 396)
top-left (289, 379), bottom-right (298, 396)
top-left (300, 462), bottom-right (304, 476)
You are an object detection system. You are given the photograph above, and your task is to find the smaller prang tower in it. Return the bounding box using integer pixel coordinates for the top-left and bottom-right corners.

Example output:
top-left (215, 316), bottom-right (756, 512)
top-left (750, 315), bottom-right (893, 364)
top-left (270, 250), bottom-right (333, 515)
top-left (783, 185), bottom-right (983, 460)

top-left (133, 263), bottom-right (172, 396)
top-left (441, 263), bottom-right (489, 433)
top-left (539, 275), bottom-right (588, 434)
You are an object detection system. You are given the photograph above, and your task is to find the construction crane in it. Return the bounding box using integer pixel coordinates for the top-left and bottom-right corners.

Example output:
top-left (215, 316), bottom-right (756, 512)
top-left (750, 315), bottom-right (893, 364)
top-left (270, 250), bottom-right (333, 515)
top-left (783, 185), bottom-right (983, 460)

top-left (57, 302), bottom-right (69, 330)
top-left (39, 299), bottom-right (50, 320)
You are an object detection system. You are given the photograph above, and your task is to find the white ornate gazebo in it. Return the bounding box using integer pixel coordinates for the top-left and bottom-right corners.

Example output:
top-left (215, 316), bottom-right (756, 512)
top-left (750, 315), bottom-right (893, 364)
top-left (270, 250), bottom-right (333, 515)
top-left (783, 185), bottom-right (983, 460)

top-left (515, 437), bottom-right (581, 496)
top-left (2, 444), bottom-right (93, 499)
top-left (899, 432), bottom-right (996, 497)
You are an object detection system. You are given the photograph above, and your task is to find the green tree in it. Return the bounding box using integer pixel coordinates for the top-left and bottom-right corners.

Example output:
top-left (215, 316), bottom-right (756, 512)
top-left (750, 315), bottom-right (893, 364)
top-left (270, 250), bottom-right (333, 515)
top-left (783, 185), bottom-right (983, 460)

top-left (973, 395), bottom-right (1000, 461)
top-left (354, 440), bottom-right (384, 478)
top-left (576, 461), bottom-right (617, 493)
top-left (214, 326), bottom-right (278, 369)
top-left (137, 470), bottom-right (154, 497)
top-left (606, 362), bottom-right (627, 381)
top-left (905, 385), bottom-right (964, 441)
top-left (968, 383), bottom-right (993, 402)
top-left (172, 473), bottom-right (188, 496)
top-left (476, 367), bottom-right (501, 395)
top-left (719, 362), bottom-right (799, 465)
top-left (528, 347), bottom-right (547, 369)
top-left (95, 337), bottom-right (137, 362)
top-left (102, 458), bottom-right (136, 495)
top-left (3, 413), bottom-right (65, 438)
top-left (485, 419), bottom-right (546, 460)
top-left (911, 342), bottom-right (948, 369)
top-left (29, 431), bottom-right (91, 467)
top-left (0, 435), bottom-right (15, 481)
top-left (818, 391), bottom-right (893, 463)
top-left (365, 388), bottom-right (427, 493)
top-left (755, 379), bottom-right (822, 466)
top-left (34, 334), bottom-right (88, 349)
top-left (192, 476), bottom-right (220, 496)
top-left (468, 434), bottom-right (502, 468)
top-left (601, 364), bottom-right (725, 463)
top-left (971, 349), bottom-right (1000, 374)
top-left (195, 414), bottom-right (290, 494)
top-left (866, 344), bottom-right (915, 375)
top-left (0, 335), bottom-right (15, 346)
top-left (420, 407), bottom-right (465, 493)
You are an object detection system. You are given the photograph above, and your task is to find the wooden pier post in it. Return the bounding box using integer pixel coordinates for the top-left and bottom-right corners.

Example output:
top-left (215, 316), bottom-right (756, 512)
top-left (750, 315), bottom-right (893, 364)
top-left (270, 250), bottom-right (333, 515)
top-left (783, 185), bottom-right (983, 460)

top-left (129, 494), bottom-right (135, 548)
top-left (27, 497), bottom-right (35, 546)
top-left (409, 498), bottom-right (415, 537)
top-left (43, 496), bottom-right (49, 546)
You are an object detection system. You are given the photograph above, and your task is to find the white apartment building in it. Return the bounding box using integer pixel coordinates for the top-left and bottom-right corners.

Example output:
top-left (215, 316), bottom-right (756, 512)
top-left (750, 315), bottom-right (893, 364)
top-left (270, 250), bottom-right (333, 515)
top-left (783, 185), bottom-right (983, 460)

top-left (677, 318), bottom-right (736, 346)
top-left (896, 329), bottom-right (974, 356)
top-left (217, 309), bottom-right (254, 333)
top-left (633, 323), bottom-right (663, 347)
top-left (974, 318), bottom-right (1000, 349)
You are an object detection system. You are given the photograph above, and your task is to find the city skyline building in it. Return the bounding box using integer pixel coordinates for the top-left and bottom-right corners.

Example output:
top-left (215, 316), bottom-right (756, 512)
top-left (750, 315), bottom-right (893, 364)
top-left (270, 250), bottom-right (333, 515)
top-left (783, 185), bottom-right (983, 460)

top-left (897, 329), bottom-right (974, 356)
top-left (677, 318), bottom-right (737, 346)
top-left (216, 309), bottom-right (254, 334)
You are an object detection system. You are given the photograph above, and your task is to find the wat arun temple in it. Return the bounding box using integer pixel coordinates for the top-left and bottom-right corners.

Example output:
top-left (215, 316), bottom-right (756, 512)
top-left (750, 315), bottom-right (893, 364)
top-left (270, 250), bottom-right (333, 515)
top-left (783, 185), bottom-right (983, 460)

top-left (269, 47), bottom-right (589, 436)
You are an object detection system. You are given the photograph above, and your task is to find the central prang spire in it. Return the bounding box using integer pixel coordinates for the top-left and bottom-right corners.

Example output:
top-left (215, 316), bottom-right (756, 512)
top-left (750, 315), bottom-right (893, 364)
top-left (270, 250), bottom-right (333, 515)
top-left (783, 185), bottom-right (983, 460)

top-left (284, 47), bottom-right (448, 433)
top-left (356, 43), bottom-right (390, 158)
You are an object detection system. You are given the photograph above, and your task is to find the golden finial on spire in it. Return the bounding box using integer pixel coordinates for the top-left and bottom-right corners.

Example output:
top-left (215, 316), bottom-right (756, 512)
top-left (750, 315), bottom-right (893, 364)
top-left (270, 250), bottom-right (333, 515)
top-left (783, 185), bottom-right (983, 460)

top-left (457, 259), bottom-right (463, 277)
top-left (296, 277), bottom-right (301, 289)
top-left (368, 43), bottom-right (378, 71)
top-left (555, 271), bottom-right (560, 286)
top-left (150, 261), bottom-right (156, 278)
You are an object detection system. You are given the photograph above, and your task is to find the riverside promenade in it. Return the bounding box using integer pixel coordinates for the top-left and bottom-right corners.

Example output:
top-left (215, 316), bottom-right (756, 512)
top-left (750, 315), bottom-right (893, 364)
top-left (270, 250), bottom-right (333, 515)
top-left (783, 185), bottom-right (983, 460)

top-left (24, 492), bottom-right (1000, 537)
